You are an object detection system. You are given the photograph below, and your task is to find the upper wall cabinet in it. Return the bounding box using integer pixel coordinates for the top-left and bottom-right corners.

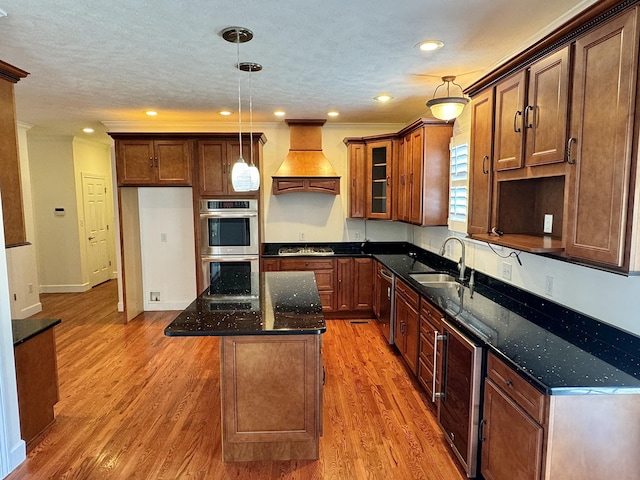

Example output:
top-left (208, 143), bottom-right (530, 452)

top-left (466, 3), bottom-right (640, 273)
top-left (198, 137), bottom-right (263, 198)
top-left (114, 136), bottom-right (192, 186)
top-left (467, 89), bottom-right (494, 235)
top-left (345, 119), bottom-right (451, 225)
top-left (396, 121), bottom-right (452, 225)
top-left (565, 8), bottom-right (639, 268)
top-left (493, 47), bottom-right (570, 172)
top-left (0, 60), bottom-right (29, 247)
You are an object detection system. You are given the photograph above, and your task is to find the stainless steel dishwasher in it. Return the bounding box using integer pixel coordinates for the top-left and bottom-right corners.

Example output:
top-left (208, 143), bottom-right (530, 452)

top-left (377, 266), bottom-right (395, 344)
top-left (437, 318), bottom-right (484, 478)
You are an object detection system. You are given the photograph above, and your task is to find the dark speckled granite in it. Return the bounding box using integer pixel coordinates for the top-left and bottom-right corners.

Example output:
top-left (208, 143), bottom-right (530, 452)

top-left (12, 318), bottom-right (61, 346)
top-left (165, 271), bottom-right (326, 337)
top-left (375, 253), bottom-right (640, 395)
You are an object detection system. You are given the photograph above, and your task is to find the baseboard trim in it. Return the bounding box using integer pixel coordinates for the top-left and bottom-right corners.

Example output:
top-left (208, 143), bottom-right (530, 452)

top-left (40, 283), bottom-right (90, 294)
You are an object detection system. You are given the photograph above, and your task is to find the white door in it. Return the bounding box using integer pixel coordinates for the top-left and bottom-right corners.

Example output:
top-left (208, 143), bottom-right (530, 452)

top-left (82, 173), bottom-right (111, 287)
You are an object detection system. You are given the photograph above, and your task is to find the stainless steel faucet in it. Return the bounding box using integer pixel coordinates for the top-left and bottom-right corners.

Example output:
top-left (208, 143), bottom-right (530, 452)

top-left (439, 236), bottom-right (466, 282)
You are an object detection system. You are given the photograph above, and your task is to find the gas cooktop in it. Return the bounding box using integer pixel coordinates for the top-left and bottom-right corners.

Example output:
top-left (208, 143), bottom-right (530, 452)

top-left (277, 246), bottom-right (334, 256)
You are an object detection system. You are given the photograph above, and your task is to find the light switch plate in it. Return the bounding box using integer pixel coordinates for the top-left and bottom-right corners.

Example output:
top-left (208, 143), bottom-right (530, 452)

top-left (544, 214), bottom-right (553, 234)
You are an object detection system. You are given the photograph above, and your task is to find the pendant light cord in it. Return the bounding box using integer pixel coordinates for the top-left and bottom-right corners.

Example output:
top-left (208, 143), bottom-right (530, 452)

top-left (236, 31), bottom-right (243, 160)
top-left (249, 65), bottom-right (254, 166)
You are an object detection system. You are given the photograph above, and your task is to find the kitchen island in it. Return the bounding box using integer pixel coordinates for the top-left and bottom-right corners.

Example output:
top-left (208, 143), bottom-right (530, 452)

top-left (165, 271), bottom-right (325, 462)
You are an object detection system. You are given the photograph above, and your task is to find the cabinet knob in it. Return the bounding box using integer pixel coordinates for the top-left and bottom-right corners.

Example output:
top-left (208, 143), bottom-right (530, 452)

top-left (149, 156), bottom-right (153, 168)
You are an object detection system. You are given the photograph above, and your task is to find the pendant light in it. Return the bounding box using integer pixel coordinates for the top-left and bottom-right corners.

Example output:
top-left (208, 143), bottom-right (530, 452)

top-left (222, 27), bottom-right (252, 192)
top-left (426, 75), bottom-right (469, 122)
top-left (239, 61), bottom-right (262, 191)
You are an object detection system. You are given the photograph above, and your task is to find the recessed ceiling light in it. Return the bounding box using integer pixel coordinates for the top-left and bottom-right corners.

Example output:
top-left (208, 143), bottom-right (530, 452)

top-left (374, 94), bottom-right (393, 102)
top-left (327, 111), bottom-right (340, 117)
top-left (82, 127), bottom-right (94, 133)
top-left (274, 110), bottom-right (286, 117)
top-left (145, 111), bottom-right (157, 116)
top-left (417, 40), bottom-right (444, 52)
top-left (219, 110), bottom-right (232, 116)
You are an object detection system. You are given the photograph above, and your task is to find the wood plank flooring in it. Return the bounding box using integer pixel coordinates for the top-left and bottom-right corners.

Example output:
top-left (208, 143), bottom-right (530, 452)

top-left (7, 280), bottom-right (465, 479)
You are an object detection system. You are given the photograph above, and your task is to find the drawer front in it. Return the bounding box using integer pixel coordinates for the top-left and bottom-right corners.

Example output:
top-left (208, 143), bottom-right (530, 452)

top-left (419, 332), bottom-right (434, 362)
top-left (420, 299), bottom-right (443, 330)
top-left (395, 278), bottom-right (419, 309)
top-left (487, 352), bottom-right (546, 424)
top-left (279, 258), bottom-right (335, 270)
top-left (418, 358), bottom-right (434, 399)
top-left (318, 291), bottom-right (335, 311)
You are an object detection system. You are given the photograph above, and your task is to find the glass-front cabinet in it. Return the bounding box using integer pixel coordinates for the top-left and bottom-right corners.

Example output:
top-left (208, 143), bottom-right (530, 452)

top-left (366, 140), bottom-right (392, 219)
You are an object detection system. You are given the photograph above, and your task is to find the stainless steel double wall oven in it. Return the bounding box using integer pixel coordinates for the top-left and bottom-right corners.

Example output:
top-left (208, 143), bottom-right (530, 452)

top-left (199, 199), bottom-right (259, 291)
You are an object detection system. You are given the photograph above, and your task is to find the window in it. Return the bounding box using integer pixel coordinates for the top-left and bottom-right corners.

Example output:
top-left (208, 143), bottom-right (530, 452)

top-left (448, 143), bottom-right (468, 232)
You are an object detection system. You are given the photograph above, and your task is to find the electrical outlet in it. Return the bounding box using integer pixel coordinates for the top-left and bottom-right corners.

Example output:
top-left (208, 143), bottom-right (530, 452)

top-left (355, 232), bottom-right (361, 241)
top-left (545, 275), bottom-right (554, 296)
top-left (543, 214), bottom-right (553, 234)
top-left (150, 292), bottom-right (160, 302)
top-left (502, 262), bottom-right (512, 281)
top-left (160, 232), bottom-right (167, 242)
top-left (299, 232), bottom-right (305, 241)
top-left (28, 283), bottom-right (33, 294)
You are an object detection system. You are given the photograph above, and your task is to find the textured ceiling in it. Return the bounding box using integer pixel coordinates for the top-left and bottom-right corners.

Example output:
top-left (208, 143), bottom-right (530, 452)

top-left (0, 0), bottom-right (598, 140)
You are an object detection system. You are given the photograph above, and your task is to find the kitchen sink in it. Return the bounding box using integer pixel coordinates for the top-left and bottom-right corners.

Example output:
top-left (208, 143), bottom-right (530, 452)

top-left (408, 272), bottom-right (459, 288)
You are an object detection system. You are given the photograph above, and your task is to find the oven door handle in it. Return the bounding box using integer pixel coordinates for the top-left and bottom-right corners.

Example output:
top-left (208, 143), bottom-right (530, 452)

top-left (202, 256), bottom-right (259, 262)
top-left (200, 212), bottom-right (258, 218)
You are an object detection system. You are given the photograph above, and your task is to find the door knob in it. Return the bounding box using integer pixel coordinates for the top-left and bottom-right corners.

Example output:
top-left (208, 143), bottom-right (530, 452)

top-left (88, 236), bottom-right (95, 240)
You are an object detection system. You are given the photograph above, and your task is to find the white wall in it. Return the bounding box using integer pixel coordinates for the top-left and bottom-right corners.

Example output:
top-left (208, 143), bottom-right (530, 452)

top-left (6, 123), bottom-right (41, 318)
top-left (28, 136), bottom-right (84, 292)
top-left (27, 134), bottom-right (115, 293)
top-left (138, 187), bottom-right (196, 310)
top-left (0, 196), bottom-right (27, 477)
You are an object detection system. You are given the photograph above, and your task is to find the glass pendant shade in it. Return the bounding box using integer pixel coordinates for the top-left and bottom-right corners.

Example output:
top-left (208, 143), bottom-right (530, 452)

top-left (248, 164), bottom-right (260, 190)
top-left (427, 97), bottom-right (469, 121)
top-left (426, 75), bottom-right (469, 121)
top-left (231, 157), bottom-right (252, 192)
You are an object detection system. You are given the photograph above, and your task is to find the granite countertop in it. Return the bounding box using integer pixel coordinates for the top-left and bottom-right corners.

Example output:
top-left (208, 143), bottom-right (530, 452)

top-left (165, 271), bottom-right (326, 337)
top-left (12, 318), bottom-right (61, 346)
top-left (374, 253), bottom-right (640, 395)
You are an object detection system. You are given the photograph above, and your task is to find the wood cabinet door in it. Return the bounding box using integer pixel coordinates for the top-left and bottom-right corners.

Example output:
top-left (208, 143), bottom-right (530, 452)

top-left (524, 47), bottom-right (570, 167)
top-left (348, 142), bottom-right (366, 218)
top-left (336, 258), bottom-right (353, 311)
top-left (0, 79), bottom-right (26, 246)
top-left (352, 257), bottom-right (374, 311)
top-left (394, 135), bottom-right (409, 221)
top-left (198, 140), bottom-right (228, 196)
top-left (116, 140), bottom-right (156, 185)
top-left (408, 128), bottom-right (424, 224)
top-left (366, 140), bottom-right (392, 219)
top-left (566, 9), bottom-right (638, 267)
top-left (481, 379), bottom-right (543, 480)
top-left (154, 140), bottom-right (192, 185)
top-left (493, 70), bottom-right (526, 171)
top-left (468, 89), bottom-right (494, 235)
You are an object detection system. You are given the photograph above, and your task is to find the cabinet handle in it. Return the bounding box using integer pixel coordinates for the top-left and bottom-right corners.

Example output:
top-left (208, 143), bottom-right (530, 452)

top-left (482, 155), bottom-right (489, 175)
top-left (154, 156), bottom-right (158, 167)
top-left (505, 379), bottom-right (513, 387)
top-left (432, 330), bottom-right (446, 402)
top-left (566, 137), bottom-right (577, 164)
top-left (479, 419), bottom-right (487, 442)
top-left (524, 105), bottom-right (534, 128)
top-left (513, 110), bottom-right (522, 133)
top-left (149, 156), bottom-right (153, 168)
top-left (409, 173), bottom-right (414, 184)
top-left (400, 174), bottom-right (405, 186)
top-left (386, 176), bottom-right (391, 186)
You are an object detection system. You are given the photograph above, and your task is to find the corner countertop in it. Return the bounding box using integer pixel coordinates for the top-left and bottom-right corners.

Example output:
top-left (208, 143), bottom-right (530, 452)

top-left (12, 318), bottom-right (61, 347)
top-left (165, 271), bottom-right (326, 337)
top-left (374, 253), bottom-right (640, 395)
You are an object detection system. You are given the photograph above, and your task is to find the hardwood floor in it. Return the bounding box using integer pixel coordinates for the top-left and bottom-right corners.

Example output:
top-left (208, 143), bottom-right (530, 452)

top-left (7, 280), bottom-right (465, 479)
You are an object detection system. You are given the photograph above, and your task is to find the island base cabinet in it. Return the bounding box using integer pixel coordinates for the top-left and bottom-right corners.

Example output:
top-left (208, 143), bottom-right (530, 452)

top-left (220, 334), bottom-right (323, 462)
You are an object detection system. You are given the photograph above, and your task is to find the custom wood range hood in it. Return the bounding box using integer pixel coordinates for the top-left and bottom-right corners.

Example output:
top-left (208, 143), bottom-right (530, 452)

top-left (272, 119), bottom-right (340, 195)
